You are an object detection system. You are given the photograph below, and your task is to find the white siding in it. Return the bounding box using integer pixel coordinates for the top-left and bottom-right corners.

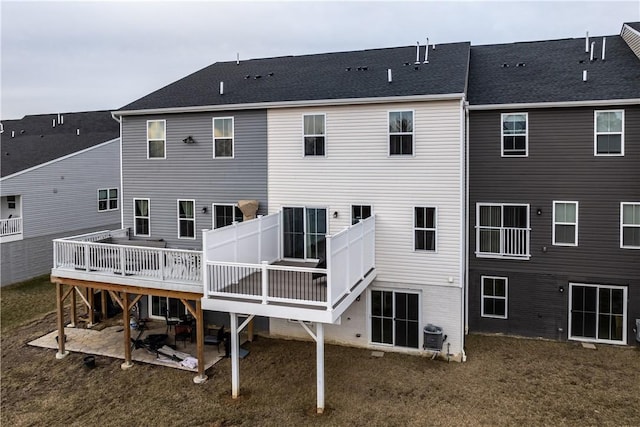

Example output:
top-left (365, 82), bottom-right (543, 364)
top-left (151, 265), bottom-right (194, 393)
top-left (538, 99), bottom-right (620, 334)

top-left (267, 100), bottom-right (465, 357)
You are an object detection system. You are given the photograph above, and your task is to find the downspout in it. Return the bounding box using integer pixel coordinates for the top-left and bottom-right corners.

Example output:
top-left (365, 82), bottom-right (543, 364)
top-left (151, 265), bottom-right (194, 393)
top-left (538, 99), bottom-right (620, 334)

top-left (111, 112), bottom-right (124, 229)
top-left (460, 97), bottom-right (468, 363)
top-left (463, 100), bottom-right (470, 363)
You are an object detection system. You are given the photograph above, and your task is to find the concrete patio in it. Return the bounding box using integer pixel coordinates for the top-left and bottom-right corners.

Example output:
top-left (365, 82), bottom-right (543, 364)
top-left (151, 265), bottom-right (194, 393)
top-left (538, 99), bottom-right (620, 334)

top-left (28, 320), bottom-right (225, 373)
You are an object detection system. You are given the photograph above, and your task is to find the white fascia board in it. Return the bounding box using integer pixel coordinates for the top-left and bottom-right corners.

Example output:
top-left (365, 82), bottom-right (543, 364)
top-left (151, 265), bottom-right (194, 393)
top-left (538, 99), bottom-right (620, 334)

top-left (0, 138), bottom-right (120, 182)
top-left (468, 98), bottom-right (640, 111)
top-left (113, 93), bottom-right (467, 117)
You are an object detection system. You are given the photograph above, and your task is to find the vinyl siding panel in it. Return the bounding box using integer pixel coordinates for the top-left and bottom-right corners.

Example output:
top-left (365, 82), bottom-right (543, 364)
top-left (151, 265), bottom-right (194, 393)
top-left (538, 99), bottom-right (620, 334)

top-left (0, 139), bottom-right (121, 239)
top-left (268, 100), bottom-right (465, 355)
top-left (622, 25), bottom-right (640, 59)
top-left (468, 105), bottom-right (640, 343)
top-left (121, 110), bottom-right (268, 249)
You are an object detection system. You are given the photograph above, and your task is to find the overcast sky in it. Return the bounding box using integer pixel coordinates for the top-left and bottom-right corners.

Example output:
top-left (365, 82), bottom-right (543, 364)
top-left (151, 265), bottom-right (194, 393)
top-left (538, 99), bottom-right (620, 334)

top-left (1, 0), bottom-right (638, 119)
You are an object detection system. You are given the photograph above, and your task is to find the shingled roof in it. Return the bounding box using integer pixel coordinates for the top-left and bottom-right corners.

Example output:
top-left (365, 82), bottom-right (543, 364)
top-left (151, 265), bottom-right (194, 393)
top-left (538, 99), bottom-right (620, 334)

top-left (468, 34), bottom-right (640, 105)
top-left (1, 110), bottom-right (119, 178)
top-left (119, 42), bottom-right (470, 113)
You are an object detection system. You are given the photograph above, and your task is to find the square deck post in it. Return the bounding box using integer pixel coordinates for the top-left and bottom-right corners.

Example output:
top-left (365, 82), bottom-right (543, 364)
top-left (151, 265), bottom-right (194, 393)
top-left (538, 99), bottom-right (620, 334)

top-left (316, 322), bottom-right (325, 414)
top-left (193, 298), bottom-right (208, 384)
top-left (230, 312), bottom-right (240, 398)
top-left (55, 282), bottom-right (68, 359)
top-left (121, 291), bottom-right (133, 369)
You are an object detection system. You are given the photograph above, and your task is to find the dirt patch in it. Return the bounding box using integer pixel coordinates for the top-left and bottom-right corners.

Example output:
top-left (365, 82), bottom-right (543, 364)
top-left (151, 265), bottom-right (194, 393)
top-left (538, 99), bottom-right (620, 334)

top-left (2, 282), bottom-right (639, 426)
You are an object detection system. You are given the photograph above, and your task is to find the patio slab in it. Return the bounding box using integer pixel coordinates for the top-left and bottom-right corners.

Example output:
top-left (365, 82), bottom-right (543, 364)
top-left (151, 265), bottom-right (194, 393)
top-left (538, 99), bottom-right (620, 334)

top-left (28, 321), bottom-right (224, 373)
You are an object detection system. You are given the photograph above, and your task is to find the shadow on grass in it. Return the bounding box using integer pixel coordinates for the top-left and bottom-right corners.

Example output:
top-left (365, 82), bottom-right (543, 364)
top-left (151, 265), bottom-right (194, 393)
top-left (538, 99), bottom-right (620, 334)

top-left (1, 274), bottom-right (56, 333)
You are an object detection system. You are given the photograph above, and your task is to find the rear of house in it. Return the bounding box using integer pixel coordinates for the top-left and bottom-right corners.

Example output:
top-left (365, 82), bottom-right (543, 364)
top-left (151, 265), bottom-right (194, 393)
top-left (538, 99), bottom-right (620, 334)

top-left (466, 25), bottom-right (640, 345)
top-left (1, 111), bottom-right (120, 286)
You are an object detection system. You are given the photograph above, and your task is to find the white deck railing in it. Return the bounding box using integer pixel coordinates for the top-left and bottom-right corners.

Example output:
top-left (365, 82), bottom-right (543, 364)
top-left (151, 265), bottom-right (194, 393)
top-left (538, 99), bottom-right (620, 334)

top-left (204, 214), bottom-right (375, 309)
top-left (476, 226), bottom-right (530, 258)
top-left (53, 230), bottom-right (202, 284)
top-left (0, 217), bottom-right (22, 237)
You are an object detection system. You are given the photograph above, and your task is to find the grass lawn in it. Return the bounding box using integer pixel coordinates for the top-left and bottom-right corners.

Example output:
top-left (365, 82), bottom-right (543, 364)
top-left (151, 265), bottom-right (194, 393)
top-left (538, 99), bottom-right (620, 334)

top-left (1, 279), bottom-right (639, 426)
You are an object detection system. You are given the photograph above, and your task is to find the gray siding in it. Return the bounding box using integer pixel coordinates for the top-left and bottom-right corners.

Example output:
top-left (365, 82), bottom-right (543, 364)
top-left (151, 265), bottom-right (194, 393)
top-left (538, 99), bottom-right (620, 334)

top-left (121, 110), bottom-right (268, 249)
top-left (468, 106), bottom-right (640, 344)
top-left (0, 139), bottom-right (121, 239)
top-left (1, 223), bottom-right (119, 286)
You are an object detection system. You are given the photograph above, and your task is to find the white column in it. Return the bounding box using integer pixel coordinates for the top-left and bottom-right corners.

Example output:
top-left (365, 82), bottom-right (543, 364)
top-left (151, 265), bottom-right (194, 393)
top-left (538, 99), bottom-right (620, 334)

top-left (230, 312), bottom-right (240, 398)
top-left (316, 322), bottom-right (325, 414)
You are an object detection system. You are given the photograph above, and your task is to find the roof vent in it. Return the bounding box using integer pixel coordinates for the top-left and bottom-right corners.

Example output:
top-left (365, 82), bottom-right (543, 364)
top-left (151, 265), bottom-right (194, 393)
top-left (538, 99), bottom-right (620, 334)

top-left (52, 119), bottom-right (56, 128)
top-left (268, 72), bottom-right (274, 76)
top-left (57, 113), bottom-right (63, 125)
top-left (254, 75), bottom-right (261, 79)
top-left (516, 62), bottom-right (526, 67)
top-left (403, 62), bottom-right (410, 66)
top-left (76, 128), bottom-right (80, 135)
top-left (502, 63), bottom-right (509, 68)
top-left (219, 81), bottom-right (224, 95)
top-left (601, 37), bottom-right (606, 61)
top-left (236, 52), bottom-right (240, 65)
top-left (387, 68), bottom-right (392, 83)
top-left (585, 31), bottom-right (590, 53)
top-left (345, 67), bottom-right (351, 71)
top-left (414, 65), bottom-right (420, 71)
top-left (415, 41), bottom-right (421, 65)
top-left (244, 75), bottom-right (250, 79)
top-left (11, 131), bottom-right (15, 138)
top-left (423, 38), bottom-right (429, 63)
top-left (583, 70), bottom-right (588, 82)
top-left (20, 129), bottom-right (25, 134)
top-left (590, 41), bottom-right (596, 61)
top-left (0, 123), bottom-right (3, 134)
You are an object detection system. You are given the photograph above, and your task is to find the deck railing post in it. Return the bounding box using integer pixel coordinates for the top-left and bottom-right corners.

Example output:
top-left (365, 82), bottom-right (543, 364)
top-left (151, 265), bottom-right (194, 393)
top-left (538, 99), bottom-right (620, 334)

top-left (159, 250), bottom-right (165, 281)
top-left (53, 241), bottom-right (58, 268)
top-left (261, 261), bottom-right (268, 304)
top-left (202, 229), bottom-right (209, 296)
top-left (84, 242), bottom-right (90, 272)
top-left (258, 215), bottom-right (262, 262)
top-left (325, 237), bottom-right (332, 308)
top-left (119, 245), bottom-right (126, 275)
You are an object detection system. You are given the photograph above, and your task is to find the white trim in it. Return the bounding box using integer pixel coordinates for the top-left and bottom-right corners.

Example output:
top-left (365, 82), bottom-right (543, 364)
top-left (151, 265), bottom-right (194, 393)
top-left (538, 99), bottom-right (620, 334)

top-left (212, 116), bottom-right (235, 159)
top-left (622, 23), bottom-right (640, 37)
top-left (388, 109), bottom-right (415, 156)
top-left (480, 275), bottom-right (508, 319)
top-left (147, 295), bottom-right (188, 321)
top-left (594, 110), bottom-right (624, 156)
top-left (177, 199), bottom-right (196, 240)
top-left (119, 120), bottom-right (124, 228)
top-left (133, 198), bottom-right (150, 237)
top-left (468, 98), bottom-right (640, 111)
top-left (281, 205), bottom-right (328, 261)
top-left (368, 288), bottom-right (422, 348)
top-left (475, 203), bottom-right (531, 259)
top-left (146, 119), bottom-right (166, 160)
top-left (500, 112), bottom-right (528, 157)
top-left (114, 93), bottom-right (466, 117)
top-left (302, 113), bottom-right (327, 157)
top-left (413, 206), bottom-right (437, 252)
top-left (620, 202), bottom-right (640, 249)
top-left (552, 201), bottom-right (579, 247)
top-left (97, 187), bottom-right (119, 212)
top-left (568, 282), bottom-right (627, 345)
top-left (0, 138), bottom-right (119, 182)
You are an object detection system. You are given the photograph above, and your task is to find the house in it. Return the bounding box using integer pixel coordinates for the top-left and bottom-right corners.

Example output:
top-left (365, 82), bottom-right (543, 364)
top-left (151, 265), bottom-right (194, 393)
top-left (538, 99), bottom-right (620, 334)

top-left (1, 111), bottom-right (120, 286)
top-left (51, 41), bottom-right (470, 412)
top-left (466, 23), bottom-right (640, 345)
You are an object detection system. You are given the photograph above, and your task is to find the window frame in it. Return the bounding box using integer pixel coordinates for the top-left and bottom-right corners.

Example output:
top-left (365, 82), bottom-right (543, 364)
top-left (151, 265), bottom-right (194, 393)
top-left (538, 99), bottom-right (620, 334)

top-left (302, 113), bottom-right (326, 157)
top-left (146, 120), bottom-right (166, 160)
top-left (481, 276), bottom-right (508, 319)
top-left (213, 116), bottom-right (234, 159)
top-left (414, 206), bottom-right (437, 252)
top-left (475, 203), bottom-right (531, 259)
top-left (133, 198), bottom-right (150, 237)
top-left (177, 199), bottom-right (196, 240)
top-left (568, 283), bottom-right (627, 345)
top-left (552, 201), bottom-right (579, 247)
top-left (369, 288), bottom-right (421, 349)
top-left (212, 203), bottom-right (244, 229)
top-left (388, 110), bottom-right (415, 156)
top-left (594, 110), bottom-right (624, 156)
top-left (282, 206), bottom-right (328, 261)
top-left (97, 188), bottom-right (118, 212)
top-left (501, 112), bottom-right (528, 157)
top-left (351, 204), bottom-right (372, 225)
top-left (620, 202), bottom-right (640, 249)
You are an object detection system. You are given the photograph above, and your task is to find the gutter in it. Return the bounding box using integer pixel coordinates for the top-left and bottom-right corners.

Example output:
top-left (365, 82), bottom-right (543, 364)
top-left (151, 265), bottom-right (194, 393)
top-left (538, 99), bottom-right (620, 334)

top-left (114, 93), bottom-right (467, 117)
top-left (468, 98), bottom-right (640, 111)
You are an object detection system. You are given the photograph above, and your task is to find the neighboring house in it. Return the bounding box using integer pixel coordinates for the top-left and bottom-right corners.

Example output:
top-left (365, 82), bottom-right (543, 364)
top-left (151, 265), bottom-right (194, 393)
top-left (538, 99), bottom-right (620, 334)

top-left (466, 24), bottom-right (640, 345)
top-left (1, 111), bottom-right (120, 286)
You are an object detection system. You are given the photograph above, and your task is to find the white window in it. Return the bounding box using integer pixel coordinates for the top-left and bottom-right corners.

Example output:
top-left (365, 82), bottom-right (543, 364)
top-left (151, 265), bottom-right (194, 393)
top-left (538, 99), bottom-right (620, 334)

top-left (370, 289), bottom-right (419, 348)
top-left (213, 204), bottom-right (243, 229)
top-left (6, 195), bottom-right (16, 209)
top-left (133, 198), bottom-right (150, 236)
top-left (553, 201), bottom-right (578, 246)
top-left (414, 207), bottom-right (436, 251)
top-left (481, 276), bottom-right (508, 319)
top-left (213, 117), bottom-right (234, 158)
top-left (476, 203), bottom-right (530, 259)
top-left (389, 111), bottom-right (414, 155)
top-left (501, 113), bottom-right (528, 157)
top-left (148, 296), bottom-right (188, 321)
top-left (98, 188), bottom-right (118, 212)
top-left (282, 207), bottom-right (327, 260)
top-left (147, 120), bottom-right (166, 159)
top-left (621, 202), bottom-right (640, 249)
top-left (177, 200), bottom-right (195, 239)
top-left (569, 283), bottom-right (627, 344)
top-left (303, 114), bottom-right (325, 156)
top-left (351, 205), bottom-right (372, 225)
top-left (594, 110), bottom-right (624, 156)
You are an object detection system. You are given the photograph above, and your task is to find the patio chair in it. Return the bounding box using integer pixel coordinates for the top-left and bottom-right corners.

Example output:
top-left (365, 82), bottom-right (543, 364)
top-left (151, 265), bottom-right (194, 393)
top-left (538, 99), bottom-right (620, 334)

top-left (164, 309), bottom-right (179, 334)
top-left (204, 325), bottom-right (225, 351)
top-left (174, 324), bottom-right (192, 348)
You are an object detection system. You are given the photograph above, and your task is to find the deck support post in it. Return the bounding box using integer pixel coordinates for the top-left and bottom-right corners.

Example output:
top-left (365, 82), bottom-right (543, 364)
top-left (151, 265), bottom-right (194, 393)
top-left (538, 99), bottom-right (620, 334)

top-left (230, 312), bottom-right (240, 398)
top-left (69, 286), bottom-right (77, 327)
top-left (87, 287), bottom-right (95, 327)
top-left (55, 282), bottom-right (68, 359)
top-left (316, 322), bottom-right (325, 414)
top-left (121, 291), bottom-right (133, 369)
top-left (193, 298), bottom-right (208, 384)
top-left (101, 290), bottom-right (108, 321)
